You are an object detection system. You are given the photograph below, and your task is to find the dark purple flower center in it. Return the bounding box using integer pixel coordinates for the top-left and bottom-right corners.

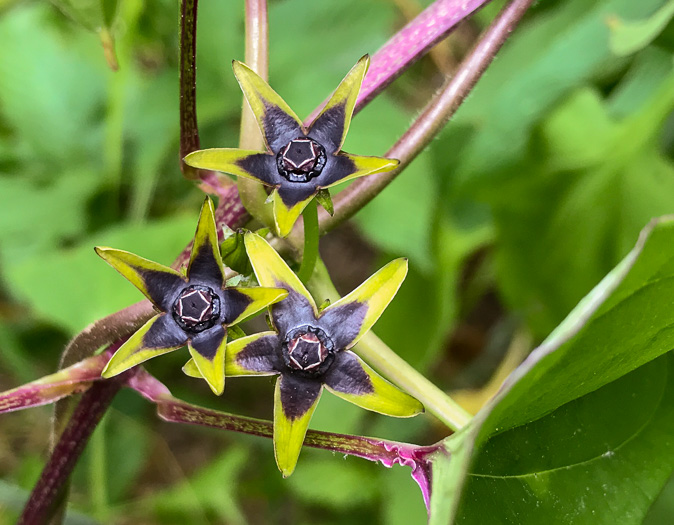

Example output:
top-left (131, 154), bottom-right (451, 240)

top-left (276, 137), bottom-right (326, 183)
top-left (172, 285), bottom-right (221, 333)
top-left (283, 326), bottom-right (334, 374)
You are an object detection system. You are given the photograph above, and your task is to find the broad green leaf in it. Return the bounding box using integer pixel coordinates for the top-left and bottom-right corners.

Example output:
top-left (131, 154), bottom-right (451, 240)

top-left (609, 0), bottom-right (674, 56)
top-left (50, 0), bottom-right (119, 32)
top-left (429, 216), bottom-right (674, 523)
top-left (0, 5), bottom-right (106, 164)
top-left (287, 458), bottom-right (378, 509)
top-left (439, 0), bottom-right (669, 191)
top-left (142, 446), bottom-right (249, 525)
top-left (491, 49), bottom-right (674, 336)
top-left (3, 215), bottom-right (196, 334)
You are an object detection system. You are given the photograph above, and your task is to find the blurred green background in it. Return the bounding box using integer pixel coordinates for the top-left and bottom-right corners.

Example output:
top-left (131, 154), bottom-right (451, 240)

top-left (1, 0), bottom-right (674, 523)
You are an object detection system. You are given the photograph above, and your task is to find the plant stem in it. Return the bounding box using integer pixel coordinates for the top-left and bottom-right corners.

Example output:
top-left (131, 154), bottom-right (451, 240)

top-left (308, 260), bottom-right (471, 431)
top-left (237, 0), bottom-right (274, 227)
top-left (178, 0), bottom-right (201, 181)
top-left (304, 0), bottom-right (492, 126)
top-left (297, 0), bottom-right (537, 238)
top-left (297, 199), bottom-right (319, 283)
top-left (19, 374), bottom-right (127, 525)
top-left (356, 332), bottom-right (472, 431)
top-left (156, 396), bottom-right (429, 465)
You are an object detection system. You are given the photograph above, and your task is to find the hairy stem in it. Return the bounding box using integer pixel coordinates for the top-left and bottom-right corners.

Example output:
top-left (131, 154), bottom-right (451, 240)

top-left (179, 0), bottom-right (201, 180)
top-left (19, 374), bottom-right (128, 525)
top-left (157, 396), bottom-right (427, 465)
top-left (237, 0), bottom-right (274, 227)
top-left (295, 0), bottom-right (536, 238)
top-left (297, 199), bottom-right (319, 283)
top-left (305, 0), bottom-right (492, 125)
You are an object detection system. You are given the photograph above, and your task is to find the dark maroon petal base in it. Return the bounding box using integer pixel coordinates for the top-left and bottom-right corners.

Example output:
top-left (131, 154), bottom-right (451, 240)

top-left (307, 101), bottom-right (347, 153)
top-left (318, 301), bottom-right (367, 350)
top-left (270, 288), bottom-right (317, 336)
top-left (278, 373), bottom-right (323, 420)
top-left (323, 351), bottom-right (374, 395)
top-left (235, 334), bottom-right (283, 373)
top-left (190, 324), bottom-right (226, 359)
top-left (143, 314), bottom-right (188, 350)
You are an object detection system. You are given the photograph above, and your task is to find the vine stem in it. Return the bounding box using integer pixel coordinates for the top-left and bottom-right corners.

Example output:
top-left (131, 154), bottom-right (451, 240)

top-left (297, 199), bottom-right (319, 283)
top-left (18, 374), bottom-right (128, 525)
top-left (291, 0), bottom-right (538, 240)
top-left (237, 0), bottom-right (274, 227)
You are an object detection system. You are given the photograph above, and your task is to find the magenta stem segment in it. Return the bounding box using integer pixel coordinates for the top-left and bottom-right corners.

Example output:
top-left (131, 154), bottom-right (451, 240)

top-left (312, 0), bottom-right (537, 234)
top-left (157, 396), bottom-right (438, 508)
top-left (304, 0), bottom-right (493, 126)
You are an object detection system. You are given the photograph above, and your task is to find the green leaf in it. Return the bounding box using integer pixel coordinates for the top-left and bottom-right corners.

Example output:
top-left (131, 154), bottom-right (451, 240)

top-left (440, 0), bottom-right (669, 191)
top-left (287, 457), bottom-right (378, 509)
top-left (429, 216), bottom-right (674, 523)
top-left (50, 0), bottom-right (119, 32)
top-left (491, 49), bottom-right (674, 336)
top-left (609, 0), bottom-right (674, 56)
top-left (3, 215), bottom-right (197, 334)
top-left (0, 5), bottom-right (106, 164)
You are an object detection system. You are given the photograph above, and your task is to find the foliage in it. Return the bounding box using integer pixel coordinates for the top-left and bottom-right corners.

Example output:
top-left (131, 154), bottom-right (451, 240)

top-left (1, 0), bottom-right (674, 523)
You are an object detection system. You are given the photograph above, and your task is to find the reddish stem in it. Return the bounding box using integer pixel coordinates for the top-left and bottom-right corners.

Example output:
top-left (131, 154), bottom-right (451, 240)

top-left (18, 373), bottom-right (129, 525)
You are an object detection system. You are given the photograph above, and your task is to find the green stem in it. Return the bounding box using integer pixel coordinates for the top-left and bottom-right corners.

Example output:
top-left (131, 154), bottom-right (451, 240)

top-left (238, 0), bottom-right (274, 227)
top-left (308, 261), bottom-right (472, 432)
top-left (297, 199), bottom-right (319, 283)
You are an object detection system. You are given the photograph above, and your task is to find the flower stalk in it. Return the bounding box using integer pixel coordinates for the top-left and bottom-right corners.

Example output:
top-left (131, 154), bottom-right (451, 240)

top-left (297, 198), bottom-right (319, 283)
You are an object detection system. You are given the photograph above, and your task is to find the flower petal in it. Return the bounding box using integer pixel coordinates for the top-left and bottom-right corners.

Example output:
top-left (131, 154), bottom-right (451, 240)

top-left (102, 314), bottom-right (187, 378)
top-left (188, 198), bottom-right (225, 284)
top-left (319, 258), bottom-right (408, 349)
top-left (244, 232), bottom-right (318, 332)
top-left (232, 60), bottom-right (304, 152)
top-left (222, 287), bottom-right (288, 325)
top-left (182, 358), bottom-right (202, 378)
top-left (324, 351), bottom-right (423, 417)
top-left (95, 247), bottom-right (186, 311)
top-left (308, 55), bottom-right (369, 152)
top-left (320, 153), bottom-right (399, 188)
top-left (225, 332), bottom-right (282, 376)
top-left (184, 149), bottom-right (279, 186)
top-left (273, 187), bottom-right (317, 237)
top-left (274, 374), bottom-right (323, 477)
top-left (188, 324), bottom-right (227, 395)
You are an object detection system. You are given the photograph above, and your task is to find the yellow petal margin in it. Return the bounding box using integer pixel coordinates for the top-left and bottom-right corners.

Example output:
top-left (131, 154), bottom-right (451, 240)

top-left (323, 153), bottom-right (399, 189)
top-left (184, 148), bottom-right (269, 183)
top-left (326, 353), bottom-right (423, 417)
top-left (320, 258), bottom-right (408, 349)
top-left (272, 190), bottom-right (315, 238)
top-left (102, 315), bottom-right (183, 378)
top-left (232, 60), bottom-right (303, 147)
top-left (244, 231), bottom-right (316, 309)
top-left (227, 287), bottom-right (288, 325)
top-left (273, 377), bottom-right (322, 478)
top-left (188, 332), bottom-right (228, 396)
top-left (313, 55), bottom-right (369, 150)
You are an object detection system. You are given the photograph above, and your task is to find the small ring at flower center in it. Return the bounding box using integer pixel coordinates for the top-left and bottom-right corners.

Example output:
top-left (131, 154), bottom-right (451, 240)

top-left (283, 326), bottom-right (334, 373)
top-left (172, 285), bottom-right (221, 334)
top-left (276, 137), bottom-right (326, 183)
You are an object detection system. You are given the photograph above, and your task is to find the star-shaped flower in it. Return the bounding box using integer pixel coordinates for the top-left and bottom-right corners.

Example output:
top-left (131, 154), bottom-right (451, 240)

top-left (183, 55), bottom-right (399, 236)
top-left (183, 232), bottom-right (423, 476)
top-left (95, 199), bottom-right (287, 395)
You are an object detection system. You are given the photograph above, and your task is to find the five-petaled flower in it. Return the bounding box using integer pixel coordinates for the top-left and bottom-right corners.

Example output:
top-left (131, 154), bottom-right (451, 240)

top-left (95, 198), bottom-right (287, 395)
top-left (184, 232), bottom-right (423, 476)
top-left (183, 55), bottom-right (399, 237)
